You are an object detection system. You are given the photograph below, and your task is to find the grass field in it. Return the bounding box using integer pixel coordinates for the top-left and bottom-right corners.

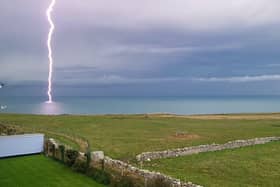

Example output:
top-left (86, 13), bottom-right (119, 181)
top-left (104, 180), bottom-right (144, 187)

top-left (143, 141), bottom-right (280, 187)
top-left (0, 155), bottom-right (105, 187)
top-left (0, 113), bottom-right (280, 186)
top-left (1, 113), bottom-right (280, 160)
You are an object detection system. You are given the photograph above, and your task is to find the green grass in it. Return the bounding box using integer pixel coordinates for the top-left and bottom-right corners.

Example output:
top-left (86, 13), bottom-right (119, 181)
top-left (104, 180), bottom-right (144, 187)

top-left (1, 114), bottom-right (280, 160)
top-left (0, 113), bottom-right (279, 186)
top-left (0, 155), bottom-right (105, 187)
top-left (143, 141), bottom-right (280, 187)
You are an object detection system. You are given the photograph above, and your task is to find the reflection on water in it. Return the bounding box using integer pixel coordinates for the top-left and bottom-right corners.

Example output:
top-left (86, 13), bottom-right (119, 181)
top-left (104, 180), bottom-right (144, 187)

top-left (37, 101), bottom-right (64, 115)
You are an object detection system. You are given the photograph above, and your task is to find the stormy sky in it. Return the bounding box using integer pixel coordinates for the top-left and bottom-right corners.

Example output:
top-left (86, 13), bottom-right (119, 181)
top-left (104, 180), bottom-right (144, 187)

top-left (1, 0), bottom-right (280, 96)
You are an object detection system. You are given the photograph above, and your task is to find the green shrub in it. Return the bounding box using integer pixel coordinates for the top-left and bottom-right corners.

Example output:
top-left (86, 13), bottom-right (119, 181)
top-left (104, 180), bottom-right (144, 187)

top-left (58, 145), bottom-right (65, 162)
top-left (87, 167), bottom-right (111, 185)
top-left (110, 175), bottom-right (135, 187)
top-left (147, 176), bottom-right (172, 187)
top-left (65, 149), bottom-right (79, 166)
top-left (72, 157), bottom-right (87, 173)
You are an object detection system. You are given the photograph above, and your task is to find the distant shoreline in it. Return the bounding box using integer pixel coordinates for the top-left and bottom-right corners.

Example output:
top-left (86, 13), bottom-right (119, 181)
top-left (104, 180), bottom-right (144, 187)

top-left (2, 112), bottom-right (280, 120)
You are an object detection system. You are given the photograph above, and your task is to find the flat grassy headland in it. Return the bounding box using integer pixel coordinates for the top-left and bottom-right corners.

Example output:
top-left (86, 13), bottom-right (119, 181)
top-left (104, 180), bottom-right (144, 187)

top-left (0, 155), bottom-right (105, 187)
top-left (143, 141), bottom-right (280, 187)
top-left (1, 113), bottom-right (280, 160)
top-left (0, 113), bottom-right (280, 187)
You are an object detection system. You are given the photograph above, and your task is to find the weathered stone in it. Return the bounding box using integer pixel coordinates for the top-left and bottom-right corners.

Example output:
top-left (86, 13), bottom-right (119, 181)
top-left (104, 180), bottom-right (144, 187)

top-left (91, 151), bottom-right (104, 162)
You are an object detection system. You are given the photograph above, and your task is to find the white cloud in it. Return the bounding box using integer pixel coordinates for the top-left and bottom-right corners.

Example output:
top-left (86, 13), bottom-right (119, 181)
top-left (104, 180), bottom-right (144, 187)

top-left (57, 74), bottom-right (280, 85)
top-left (195, 75), bottom-right (280, 82)
top-left (102, 43), bottom-right (242, 55)
top-left (56, 75), bottom-right (181, 85)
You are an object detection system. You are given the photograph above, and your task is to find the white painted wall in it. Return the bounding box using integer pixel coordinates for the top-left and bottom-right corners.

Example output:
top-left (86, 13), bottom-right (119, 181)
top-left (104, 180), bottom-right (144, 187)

top-left (0, 134), bottom-right (44, 158)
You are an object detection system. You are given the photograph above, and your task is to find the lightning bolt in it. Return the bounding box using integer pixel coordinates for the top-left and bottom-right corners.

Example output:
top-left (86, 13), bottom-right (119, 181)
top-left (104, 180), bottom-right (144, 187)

top-left (46, 0), bottom-right (56, 103)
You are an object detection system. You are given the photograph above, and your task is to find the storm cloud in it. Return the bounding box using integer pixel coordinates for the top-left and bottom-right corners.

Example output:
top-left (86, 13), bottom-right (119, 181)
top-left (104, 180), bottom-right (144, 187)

top-left (1, 0), bottom-right (280, 96)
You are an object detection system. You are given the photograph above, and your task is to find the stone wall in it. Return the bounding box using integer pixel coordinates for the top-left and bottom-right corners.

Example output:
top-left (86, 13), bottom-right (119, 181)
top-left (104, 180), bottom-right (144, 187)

top-left (45, 136), bottom-right (280, 187)
top-left (44, 138), bottom-right (201, 187)
top-left (0, 124), bottom-right (23, 135)
top-left (103, 156), bottom-right (200, 187)
top-left (136, 137), bottom-right (280, 161)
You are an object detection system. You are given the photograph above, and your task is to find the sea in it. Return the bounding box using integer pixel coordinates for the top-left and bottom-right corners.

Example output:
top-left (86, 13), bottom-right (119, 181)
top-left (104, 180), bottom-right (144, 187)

top-left (1, 96), bottom-right (280, 115)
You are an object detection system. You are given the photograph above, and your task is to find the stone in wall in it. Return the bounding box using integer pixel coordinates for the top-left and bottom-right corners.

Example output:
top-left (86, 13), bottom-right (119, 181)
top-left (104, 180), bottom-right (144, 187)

top-left (92, 151), bottom-right (104, 162)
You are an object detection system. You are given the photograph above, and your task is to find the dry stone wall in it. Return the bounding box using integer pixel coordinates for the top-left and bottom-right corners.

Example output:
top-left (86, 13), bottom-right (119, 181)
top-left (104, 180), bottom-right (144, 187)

top-left (136, 137), bottom-right (280, 161)
top-left (44, 138), bottom-right (201, 187)
top-left (44, 136), bottom-right (280, 187)
top-left (103, 156), bottom-right (200, 187)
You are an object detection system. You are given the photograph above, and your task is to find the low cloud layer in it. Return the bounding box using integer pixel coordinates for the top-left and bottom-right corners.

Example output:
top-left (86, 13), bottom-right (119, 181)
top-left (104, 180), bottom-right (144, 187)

top-left (195, 75), bottom-right (280, 83)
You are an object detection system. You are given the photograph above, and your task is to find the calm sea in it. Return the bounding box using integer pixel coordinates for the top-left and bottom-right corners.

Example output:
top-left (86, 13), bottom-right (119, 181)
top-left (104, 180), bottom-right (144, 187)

top-left (1, 96), bottom-right (280, 115)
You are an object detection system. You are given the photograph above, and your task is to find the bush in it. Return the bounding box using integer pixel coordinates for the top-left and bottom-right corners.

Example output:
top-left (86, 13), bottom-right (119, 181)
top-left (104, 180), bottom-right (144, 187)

top-left (58, 145), bottom-right (65, 162)
top-left (65, 149), bottom-right (79, 166)
top-left (110, 175), bottom-right (135, 187)
top-left (147, 176), bottom-right (172, 187)
top-left (72, 157), bottom-right (88, 173)
top-left (86, 167), bottom-right (111, 185)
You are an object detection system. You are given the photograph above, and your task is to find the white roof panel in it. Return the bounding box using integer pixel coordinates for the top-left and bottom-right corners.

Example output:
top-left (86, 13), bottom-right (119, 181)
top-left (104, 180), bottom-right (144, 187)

top-left (0, 134), bottom-right (44, 158)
